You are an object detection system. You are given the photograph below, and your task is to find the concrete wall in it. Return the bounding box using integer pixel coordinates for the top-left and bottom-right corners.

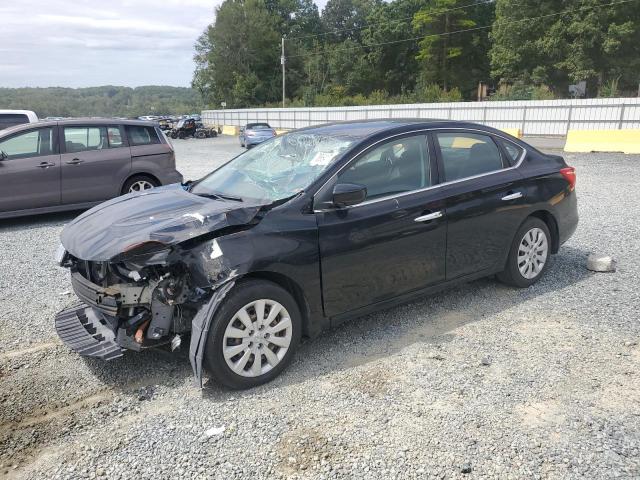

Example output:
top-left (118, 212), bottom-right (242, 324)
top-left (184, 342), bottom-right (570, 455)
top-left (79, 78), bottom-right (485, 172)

top-left (203, 97), bottom-right (640, 137)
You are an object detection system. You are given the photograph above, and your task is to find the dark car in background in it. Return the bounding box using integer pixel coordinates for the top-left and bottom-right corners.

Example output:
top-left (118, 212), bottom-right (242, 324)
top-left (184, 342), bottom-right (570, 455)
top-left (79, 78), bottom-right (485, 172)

top-left (239, 122), bottom-right (276, 148)
top-left (0, 119), bottom-right (183, 219)
top-left (54, 120), bottom-right (577, 389)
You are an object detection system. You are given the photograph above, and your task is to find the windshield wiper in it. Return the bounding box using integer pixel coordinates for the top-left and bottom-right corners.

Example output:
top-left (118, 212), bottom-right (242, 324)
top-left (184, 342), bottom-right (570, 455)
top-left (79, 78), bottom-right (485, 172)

top-left (195, 192), bottom-right (243, 202)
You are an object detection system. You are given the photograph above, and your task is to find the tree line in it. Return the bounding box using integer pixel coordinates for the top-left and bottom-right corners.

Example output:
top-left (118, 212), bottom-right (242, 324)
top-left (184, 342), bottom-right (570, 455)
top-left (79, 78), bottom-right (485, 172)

top-left (192, 0), bottom-right (640, 108)
top-left (0, 86), bottom-right (203, 118)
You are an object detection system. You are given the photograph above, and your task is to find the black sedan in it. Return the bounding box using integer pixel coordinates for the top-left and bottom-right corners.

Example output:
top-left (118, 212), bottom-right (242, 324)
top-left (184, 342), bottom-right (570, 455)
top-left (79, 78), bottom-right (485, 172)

top-left (54, 120), bottom-right (578, 389)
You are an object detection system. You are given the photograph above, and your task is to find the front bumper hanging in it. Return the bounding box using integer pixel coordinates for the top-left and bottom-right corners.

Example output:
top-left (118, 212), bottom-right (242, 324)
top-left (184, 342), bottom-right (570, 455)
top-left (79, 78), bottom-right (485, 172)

top-left (54, 303), bottom-right (124, 360)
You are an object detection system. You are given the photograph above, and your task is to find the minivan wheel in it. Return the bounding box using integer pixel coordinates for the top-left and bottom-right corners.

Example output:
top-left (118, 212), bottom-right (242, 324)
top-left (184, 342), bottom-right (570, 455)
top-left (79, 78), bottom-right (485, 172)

top-left (204, 280), bottom-right (301, 389)
top-left (122, 175), bottom-right (159, 195)
top-left (497, 217), bottom-right (551, 288)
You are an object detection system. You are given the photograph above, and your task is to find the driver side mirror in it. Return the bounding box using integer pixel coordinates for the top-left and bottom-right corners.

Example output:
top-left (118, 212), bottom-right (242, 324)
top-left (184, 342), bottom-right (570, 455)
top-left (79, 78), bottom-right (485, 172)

top-left (332, 183), bottom-right (367, 208)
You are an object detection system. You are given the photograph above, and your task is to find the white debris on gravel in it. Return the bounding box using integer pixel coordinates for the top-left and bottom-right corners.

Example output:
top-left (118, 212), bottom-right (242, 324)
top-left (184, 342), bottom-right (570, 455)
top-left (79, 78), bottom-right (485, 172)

top-left (587, 253), bottom-right (617, 272)
top-left (0, 138), bottom-right (639, 479)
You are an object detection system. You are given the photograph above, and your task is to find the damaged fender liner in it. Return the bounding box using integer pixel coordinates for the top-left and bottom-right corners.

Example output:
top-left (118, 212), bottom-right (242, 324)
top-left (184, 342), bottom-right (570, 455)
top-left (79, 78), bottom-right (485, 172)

top-left (189, 280), bottom-right (235, 388)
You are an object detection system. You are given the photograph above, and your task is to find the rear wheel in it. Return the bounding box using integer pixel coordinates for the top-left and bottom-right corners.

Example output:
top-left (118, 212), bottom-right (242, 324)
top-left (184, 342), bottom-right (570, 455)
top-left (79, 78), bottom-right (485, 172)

top-left (203, 280), bottom-right (301, 389)
top-left (497, 217), bottom-right (551, 288)
top-left (122, 175), bottom-right (159, 195)
top-left (195, 131), bottom-right (207, 139)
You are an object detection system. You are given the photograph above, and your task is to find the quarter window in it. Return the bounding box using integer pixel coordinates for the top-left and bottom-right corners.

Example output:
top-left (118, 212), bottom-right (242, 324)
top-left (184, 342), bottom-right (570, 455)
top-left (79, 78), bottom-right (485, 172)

top-left (499, 140), bottom-right (524, 165)
top-left (435, 132), bottom-right (505, 182)
top-left (64, 127), bottom-right (109, 153)
top-left (0, 128), bottom-right (55, 159)
top-left (338, 135), bottom-right (431, 200)
top-left (107, 127), bottom-right (124, 148)
top-left (127, 126), bottom-right (160, 146)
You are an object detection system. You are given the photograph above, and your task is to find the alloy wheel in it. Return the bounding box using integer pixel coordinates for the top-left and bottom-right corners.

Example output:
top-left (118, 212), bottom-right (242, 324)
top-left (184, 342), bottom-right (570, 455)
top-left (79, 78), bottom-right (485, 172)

top-left (517, 227), bottom-right (549, 279)
top-left (128, 180), bottom-right (155, 193)
top-left (223, 299), bottom-right (293, 377)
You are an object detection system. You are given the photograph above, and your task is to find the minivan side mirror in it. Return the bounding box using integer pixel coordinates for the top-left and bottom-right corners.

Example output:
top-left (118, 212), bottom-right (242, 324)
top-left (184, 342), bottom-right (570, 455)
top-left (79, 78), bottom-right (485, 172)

top-left (332, 183), bottom-right (367, 208)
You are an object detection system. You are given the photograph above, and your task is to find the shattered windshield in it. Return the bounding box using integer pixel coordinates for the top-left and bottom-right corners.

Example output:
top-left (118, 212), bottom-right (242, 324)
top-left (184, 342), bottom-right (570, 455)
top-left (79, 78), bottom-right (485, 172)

top-left (191, 132), bottom-right (356, 202)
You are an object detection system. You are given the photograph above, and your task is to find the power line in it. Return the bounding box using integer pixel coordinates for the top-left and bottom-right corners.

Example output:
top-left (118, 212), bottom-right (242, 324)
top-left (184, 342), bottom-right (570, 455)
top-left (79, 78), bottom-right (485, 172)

top-left (287, 0), bottom-right (638, 59)
top-left (286, 0), bottom-right (496, 42)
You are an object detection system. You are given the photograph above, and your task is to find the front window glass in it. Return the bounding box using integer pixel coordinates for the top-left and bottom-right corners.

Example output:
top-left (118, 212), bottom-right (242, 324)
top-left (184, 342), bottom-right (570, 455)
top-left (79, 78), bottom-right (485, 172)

top-left (339, 135), bottom-right (431, 200)
top-left (0, 128), bottom-right (54, 159)
top-left (191, 132), bottom-right (356, 202)
top-left (64, 127), bottom-right (108, 153)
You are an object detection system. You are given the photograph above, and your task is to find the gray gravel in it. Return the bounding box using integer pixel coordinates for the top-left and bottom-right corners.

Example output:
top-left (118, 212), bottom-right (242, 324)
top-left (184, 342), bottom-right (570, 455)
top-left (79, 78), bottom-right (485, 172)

top-left (1, 136), bottom-right (639, 479)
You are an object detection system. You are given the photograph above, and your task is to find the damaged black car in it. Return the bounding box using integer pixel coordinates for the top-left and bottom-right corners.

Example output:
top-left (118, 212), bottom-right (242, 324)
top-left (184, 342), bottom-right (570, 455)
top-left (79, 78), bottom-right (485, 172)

top-left (55, 120), bottom-right (578, 389)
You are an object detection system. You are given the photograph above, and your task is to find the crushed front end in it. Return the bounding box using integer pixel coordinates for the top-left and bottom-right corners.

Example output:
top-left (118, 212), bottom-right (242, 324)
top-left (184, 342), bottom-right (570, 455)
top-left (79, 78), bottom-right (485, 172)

top-left (55, 245), bottom-right (199, 360)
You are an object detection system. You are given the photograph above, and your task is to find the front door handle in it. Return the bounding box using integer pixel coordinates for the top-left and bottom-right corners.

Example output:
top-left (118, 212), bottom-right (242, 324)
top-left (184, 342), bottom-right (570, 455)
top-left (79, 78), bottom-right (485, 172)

top-left (36, 162), bottom-right (56, 168)
top-left (66, 158), bottom-right (84, 165)
top-left (414, 211), bottom-right (443, 222)
top-left (501, 192), bottom-right (523, 201)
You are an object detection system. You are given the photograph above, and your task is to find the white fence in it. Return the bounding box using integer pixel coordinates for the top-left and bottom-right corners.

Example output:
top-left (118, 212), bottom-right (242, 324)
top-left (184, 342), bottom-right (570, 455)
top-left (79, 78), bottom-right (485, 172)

top-left (203, 97), bottom-right (640, 136)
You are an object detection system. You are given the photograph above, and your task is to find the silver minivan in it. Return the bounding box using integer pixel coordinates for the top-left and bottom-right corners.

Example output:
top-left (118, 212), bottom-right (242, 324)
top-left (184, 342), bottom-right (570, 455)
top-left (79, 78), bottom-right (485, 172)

top-left (0, 119), bottom-right (183, 219)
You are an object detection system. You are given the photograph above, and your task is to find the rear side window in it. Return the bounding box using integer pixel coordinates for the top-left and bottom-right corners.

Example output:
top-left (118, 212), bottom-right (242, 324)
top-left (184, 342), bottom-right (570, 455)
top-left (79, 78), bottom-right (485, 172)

top-left (127, 126), bottom-right (160, 146)
top-left (339, 134), bottom-right (431, 200)
top-left (107, 127), bottom-right (124, 148)
top-left (435, 132), bottom-right (505, 182)
top-left (0, 128), bottom-right (55, 159)
top-left (499, 140), bottom-right (524, 165)
top-left (64, 127), bottom-right (109, 153)
top-left (0, 114), bottom-right (29, 130)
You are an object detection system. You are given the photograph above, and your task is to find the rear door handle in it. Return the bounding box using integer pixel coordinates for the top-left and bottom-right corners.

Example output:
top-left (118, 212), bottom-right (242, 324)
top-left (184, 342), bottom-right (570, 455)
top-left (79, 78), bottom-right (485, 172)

top-left (66, 158), bottom-right (84, 165)
top-left (501, 192), bottom-right (523, 201)
top-left (36, 162), bottom-right (56, 168)
top-left (414, 211), bottom-right (443, 222)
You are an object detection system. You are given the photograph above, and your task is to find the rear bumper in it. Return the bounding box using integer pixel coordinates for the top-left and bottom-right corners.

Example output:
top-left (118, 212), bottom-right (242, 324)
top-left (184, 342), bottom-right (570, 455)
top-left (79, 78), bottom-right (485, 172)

top-left (161, 170), bottom-right (184, 186)
top-left (245, 136), bottom-right (273, 145)
top-left (55, 303), bottom-right (123, 360)
top-left (556, 189), bottom-right (579, 247)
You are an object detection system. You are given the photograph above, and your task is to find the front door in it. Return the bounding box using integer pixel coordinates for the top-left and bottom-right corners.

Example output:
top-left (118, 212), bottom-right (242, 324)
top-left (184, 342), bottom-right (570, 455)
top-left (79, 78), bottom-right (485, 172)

top-left (0, 127), bottom-right (60, 213)
top-left (316, 133), bottom-right (447, 317)
top-left (432, 130), bottom-right (528, 279)
top-left (60, 125), bottom-right (131, 204)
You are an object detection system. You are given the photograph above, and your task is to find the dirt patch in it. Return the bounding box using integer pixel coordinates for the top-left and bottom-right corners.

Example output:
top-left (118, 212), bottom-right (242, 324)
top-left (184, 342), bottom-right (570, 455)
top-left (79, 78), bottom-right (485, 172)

top-left (276, 427), bottom-right (344, 476)
top-left (515, 400), bottom-right (566, 429)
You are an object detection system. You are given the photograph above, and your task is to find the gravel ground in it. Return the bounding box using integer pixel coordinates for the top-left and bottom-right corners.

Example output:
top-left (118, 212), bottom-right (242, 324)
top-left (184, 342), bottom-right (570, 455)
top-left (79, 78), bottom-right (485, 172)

top-left (0, 136), bottom-right (638, 479)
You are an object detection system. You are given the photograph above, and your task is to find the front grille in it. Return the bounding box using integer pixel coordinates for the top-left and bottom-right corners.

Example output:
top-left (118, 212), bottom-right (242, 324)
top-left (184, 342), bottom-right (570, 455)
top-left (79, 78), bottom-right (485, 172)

top-left (71, 271), bottom-right (120, 316)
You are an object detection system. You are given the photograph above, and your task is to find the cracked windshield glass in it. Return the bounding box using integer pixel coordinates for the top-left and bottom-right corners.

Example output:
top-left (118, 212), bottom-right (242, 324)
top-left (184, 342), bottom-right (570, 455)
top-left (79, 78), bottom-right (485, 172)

top-left (191, 133), bottom-right (356, 202)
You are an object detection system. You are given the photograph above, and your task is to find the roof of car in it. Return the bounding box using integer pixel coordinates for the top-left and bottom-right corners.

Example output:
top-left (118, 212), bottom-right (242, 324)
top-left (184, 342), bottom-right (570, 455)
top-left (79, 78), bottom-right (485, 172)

top-left (0, 118), bottom-right (157, 137)
top-left (295, 119), bottom-right (502, 139)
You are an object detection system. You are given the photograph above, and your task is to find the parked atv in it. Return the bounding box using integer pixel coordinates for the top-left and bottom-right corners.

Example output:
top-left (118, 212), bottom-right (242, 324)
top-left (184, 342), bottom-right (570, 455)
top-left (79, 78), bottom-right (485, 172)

top-left (169, 118), bottom-right (197, 139)
top-left (194, 126), bottom-right (218, 139)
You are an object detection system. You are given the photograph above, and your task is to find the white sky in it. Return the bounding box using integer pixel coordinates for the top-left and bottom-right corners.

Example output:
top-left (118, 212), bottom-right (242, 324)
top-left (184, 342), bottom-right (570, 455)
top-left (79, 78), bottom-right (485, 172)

top-left (0, 0), bottom-right (327, 88)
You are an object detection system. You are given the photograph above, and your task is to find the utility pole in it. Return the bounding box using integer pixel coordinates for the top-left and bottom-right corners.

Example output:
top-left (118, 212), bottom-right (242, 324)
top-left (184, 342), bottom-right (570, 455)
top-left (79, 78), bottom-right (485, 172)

top-left (281, 37), bottom-right (286, 108)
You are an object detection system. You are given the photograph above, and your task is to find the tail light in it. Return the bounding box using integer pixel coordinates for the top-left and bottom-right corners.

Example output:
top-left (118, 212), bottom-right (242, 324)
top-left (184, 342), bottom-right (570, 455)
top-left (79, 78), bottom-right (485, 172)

top-left (560, 167), bottom-right (576, 191)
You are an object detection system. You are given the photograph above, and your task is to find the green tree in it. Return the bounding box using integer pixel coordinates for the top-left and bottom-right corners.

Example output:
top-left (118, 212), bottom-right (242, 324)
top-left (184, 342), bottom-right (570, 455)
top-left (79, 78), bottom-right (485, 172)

top-left (412, 0), bottom-right (494, 95)
top-left (490, 0), bottom-right (640, 95)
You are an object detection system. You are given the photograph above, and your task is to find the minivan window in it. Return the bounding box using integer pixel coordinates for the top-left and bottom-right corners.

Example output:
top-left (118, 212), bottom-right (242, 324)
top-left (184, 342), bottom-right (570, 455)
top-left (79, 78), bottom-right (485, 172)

top-left (0, 114), bottom-right (29, 130)
top-left (339, 135), bottom-right (431, 200)
top-left (107, 127), bottom-right (124, 148)
top-left (127, 126), bottom-right (160, 146)
top-left (64, 127), bottom-right (109, 153)
top-left (435, 132), bottom-right (505, 182)
top-left (0, 128), bottom-right (55, 159)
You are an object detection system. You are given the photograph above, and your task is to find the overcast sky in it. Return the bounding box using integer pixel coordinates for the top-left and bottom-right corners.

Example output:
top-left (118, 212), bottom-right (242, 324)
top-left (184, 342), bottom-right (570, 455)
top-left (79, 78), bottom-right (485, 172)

top-left (0, 0), bottom-right (326, 89)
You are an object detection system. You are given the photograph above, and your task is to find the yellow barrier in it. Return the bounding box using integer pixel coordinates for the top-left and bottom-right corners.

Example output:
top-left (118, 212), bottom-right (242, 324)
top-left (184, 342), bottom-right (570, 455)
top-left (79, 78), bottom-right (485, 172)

top-left (564, 129), bottom-right (640, 154)
top-left (221, 125), bottom-right (240, 136)
top-left (499, 128), bottom-right (523, 138)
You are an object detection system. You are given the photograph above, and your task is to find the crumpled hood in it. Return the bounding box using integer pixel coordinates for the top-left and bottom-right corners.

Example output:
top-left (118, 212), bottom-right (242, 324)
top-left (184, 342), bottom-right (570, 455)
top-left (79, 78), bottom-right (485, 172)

top-left (61, 184), bottom-right (266, 261)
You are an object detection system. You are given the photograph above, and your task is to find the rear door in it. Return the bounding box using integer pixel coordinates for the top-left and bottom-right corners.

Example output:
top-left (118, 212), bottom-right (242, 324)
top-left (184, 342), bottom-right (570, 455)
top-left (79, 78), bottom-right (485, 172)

top-left (60, 125), bottom-right (131, 204)
top-left (316, 133), bottom-right (447, 317)
top-left (0, 126), bottom-right (60, 213)
top-left (433, 130), bottom-right (528, 280)
top-left (126, 124), bottom-right (173, 175)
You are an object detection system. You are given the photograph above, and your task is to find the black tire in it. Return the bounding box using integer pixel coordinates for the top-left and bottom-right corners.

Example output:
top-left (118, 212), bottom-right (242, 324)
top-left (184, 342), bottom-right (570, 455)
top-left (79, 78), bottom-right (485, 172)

top-left (497, 217), bottom-right (552, 288)
top-left (195, 131), bottom-right (207, 139)
top-left (203, 279), bottom-right (302, 389)
top-left (121, 175), bottom-right (160, 195)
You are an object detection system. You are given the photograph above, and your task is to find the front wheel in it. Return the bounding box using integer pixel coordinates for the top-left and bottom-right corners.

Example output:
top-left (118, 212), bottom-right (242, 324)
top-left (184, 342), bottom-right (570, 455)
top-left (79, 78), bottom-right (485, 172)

top-left (497, 217), bottom-right (551, 288)
top-left (203, 280), bottom-right (302, 389)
